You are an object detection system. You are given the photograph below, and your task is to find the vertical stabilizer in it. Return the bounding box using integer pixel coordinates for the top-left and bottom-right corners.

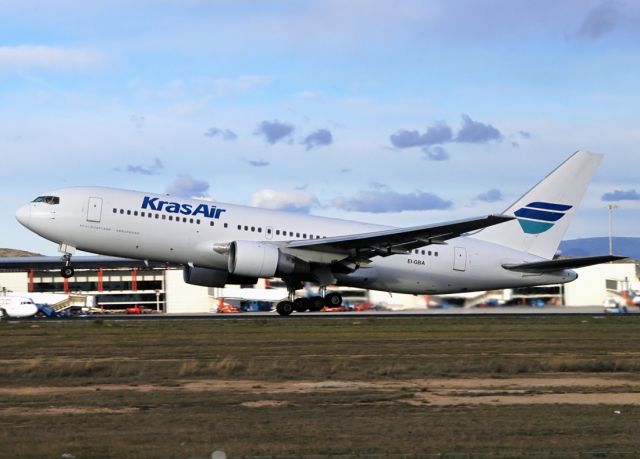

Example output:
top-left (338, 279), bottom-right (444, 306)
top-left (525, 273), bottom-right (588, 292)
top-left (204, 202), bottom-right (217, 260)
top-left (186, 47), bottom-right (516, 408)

top-left (472, 151), bottom-right (602, 259)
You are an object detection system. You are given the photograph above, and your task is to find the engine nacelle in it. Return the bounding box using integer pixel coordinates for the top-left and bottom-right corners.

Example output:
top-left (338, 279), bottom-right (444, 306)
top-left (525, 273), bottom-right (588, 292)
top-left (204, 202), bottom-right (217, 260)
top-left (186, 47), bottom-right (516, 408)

top-left (228, 240), bottom-right (310, 278)
top-left (183, 265), bottom-right (257, 287)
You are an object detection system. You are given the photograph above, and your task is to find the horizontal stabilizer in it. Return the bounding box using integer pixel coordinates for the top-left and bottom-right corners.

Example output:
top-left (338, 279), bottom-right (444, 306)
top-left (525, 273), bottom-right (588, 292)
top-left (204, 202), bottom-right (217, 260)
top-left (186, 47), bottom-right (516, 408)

top-left (503, 255), bottom-right (628, 273)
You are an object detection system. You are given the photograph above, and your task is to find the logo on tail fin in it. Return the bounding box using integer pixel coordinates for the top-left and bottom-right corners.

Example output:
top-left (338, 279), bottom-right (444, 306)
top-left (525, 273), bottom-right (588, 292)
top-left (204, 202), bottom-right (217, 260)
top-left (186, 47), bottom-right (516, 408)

top-left (514, 202), bottom-right (573, 234)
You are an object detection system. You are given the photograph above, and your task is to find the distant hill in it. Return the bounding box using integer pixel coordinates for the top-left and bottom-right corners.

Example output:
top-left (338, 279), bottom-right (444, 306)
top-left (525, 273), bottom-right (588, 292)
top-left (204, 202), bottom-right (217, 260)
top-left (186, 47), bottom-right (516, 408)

top-left (559, 237), bottom-right (640, 260)
top-left (0, 248), bottom-right (41, 257)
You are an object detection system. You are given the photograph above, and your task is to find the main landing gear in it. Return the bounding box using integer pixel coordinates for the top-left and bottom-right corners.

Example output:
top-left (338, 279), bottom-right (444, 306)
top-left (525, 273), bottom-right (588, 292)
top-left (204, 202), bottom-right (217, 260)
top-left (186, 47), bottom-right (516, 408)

top-left (275, 288), bottom-right (343, 316)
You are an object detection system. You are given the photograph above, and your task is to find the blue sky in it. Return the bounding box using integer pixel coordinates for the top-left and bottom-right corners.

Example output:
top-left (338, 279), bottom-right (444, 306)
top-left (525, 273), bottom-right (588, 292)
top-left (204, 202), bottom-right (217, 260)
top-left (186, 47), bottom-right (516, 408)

top-left (1, 0), bottom-right (639, 255)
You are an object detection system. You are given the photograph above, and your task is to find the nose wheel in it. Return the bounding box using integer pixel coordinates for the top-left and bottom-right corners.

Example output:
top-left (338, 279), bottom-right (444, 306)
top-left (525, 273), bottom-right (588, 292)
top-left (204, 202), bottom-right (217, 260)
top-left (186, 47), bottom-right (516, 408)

top-left (61, 265), bottom-right (75, 278)
top-left (60, 252), bottom-right (74, 278)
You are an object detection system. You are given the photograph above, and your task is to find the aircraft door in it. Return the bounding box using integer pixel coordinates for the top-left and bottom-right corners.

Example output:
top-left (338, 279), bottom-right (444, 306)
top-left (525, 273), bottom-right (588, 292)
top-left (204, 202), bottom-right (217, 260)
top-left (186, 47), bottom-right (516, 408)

top-left (87, 197), bottom-right (103, 223)
top-left (453, 246), bottom-right (467, 272)
top-left (265, 226), bottom-right (274, 240)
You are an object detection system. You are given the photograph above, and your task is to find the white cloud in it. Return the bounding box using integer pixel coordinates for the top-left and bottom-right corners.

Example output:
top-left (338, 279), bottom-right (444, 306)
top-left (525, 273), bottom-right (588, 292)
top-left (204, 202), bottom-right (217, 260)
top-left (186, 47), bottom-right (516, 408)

top-left (0, 45), bottom-right (104, 72)
top-left (166, 174), bottom-right (210, 199)
top-left (250, 189), bottom-right (319, 213)
top-left (212, 75), bottom-right (272, 94)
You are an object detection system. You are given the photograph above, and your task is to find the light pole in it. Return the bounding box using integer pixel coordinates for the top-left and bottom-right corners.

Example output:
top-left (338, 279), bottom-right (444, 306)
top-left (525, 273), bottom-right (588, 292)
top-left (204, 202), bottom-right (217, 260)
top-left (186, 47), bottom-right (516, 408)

top-left (607, 204), bottom-right (619, 256)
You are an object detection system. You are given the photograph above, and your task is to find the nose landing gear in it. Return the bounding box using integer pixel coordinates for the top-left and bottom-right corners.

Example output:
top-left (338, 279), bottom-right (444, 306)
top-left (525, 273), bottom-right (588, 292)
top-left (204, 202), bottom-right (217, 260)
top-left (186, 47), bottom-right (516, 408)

top-left (59, 247), bottom-right (75, 278)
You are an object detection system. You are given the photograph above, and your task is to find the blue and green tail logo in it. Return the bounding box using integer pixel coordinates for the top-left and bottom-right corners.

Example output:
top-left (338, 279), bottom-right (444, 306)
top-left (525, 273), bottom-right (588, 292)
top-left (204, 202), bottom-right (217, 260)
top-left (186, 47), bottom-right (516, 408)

top-left (514, 202), bottom-right (573, 234)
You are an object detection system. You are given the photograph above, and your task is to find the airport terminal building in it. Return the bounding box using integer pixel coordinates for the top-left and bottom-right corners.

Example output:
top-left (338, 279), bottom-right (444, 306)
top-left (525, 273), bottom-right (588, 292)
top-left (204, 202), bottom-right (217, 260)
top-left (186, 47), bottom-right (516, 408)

top-left (0, 256), bottom-right (638, 313)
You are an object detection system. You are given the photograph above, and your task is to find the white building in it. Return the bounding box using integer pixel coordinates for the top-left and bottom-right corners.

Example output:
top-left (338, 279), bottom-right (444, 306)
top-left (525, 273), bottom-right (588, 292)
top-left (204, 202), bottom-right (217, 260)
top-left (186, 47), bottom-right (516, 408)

top-left (564, 260), bottom-right (638, 306)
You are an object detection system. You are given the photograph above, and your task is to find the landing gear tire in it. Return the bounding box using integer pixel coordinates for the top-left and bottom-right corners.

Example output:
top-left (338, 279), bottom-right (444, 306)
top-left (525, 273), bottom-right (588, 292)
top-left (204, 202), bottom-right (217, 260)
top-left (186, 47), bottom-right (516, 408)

top-left (324, 292), bottom-right (343, 308)
top-left (293, 298), bottom-right (309, 313)
top-left (61, 266), bottom-right (75, 278)
top-left (276, 301), bottom-right (294, 316)
top-left (308, 296), bottom-right (325, 312)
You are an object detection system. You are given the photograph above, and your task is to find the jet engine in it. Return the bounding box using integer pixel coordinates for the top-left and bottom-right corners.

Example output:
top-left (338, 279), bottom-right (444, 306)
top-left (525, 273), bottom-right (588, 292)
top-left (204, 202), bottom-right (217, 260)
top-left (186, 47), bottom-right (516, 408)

top-left (183, 265), bottom-right (257, 287)
top-left (228, 240), bottom-right (310, 278)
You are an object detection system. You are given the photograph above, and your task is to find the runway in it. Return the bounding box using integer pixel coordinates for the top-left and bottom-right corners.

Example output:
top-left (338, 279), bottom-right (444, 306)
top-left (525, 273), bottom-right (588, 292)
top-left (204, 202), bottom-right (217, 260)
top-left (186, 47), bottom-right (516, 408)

top-left (7, 306), bottom-right (640, 322)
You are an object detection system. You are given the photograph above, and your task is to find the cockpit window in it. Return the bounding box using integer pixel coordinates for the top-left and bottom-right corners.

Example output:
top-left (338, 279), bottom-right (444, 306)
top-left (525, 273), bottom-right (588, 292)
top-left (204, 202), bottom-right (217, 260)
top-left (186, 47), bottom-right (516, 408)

top-left (32, 196), bottom-right (60, 205)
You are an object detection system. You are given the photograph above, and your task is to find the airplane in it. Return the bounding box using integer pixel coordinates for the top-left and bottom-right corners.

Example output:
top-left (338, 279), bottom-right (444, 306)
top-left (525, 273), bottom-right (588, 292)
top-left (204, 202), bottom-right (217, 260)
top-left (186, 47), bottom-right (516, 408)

top-left (0, 295), bottom-right (38, 318)
top-left (14, 151), bottom-right (624, 315)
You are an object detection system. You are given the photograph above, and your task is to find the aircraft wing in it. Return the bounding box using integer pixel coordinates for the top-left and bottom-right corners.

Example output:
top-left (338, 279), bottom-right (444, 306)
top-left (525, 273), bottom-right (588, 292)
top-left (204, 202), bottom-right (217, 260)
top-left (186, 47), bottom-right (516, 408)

top-left (502, 255), bottom-right (627, 273)
top-left (285, 214), bottom-right (513, 258)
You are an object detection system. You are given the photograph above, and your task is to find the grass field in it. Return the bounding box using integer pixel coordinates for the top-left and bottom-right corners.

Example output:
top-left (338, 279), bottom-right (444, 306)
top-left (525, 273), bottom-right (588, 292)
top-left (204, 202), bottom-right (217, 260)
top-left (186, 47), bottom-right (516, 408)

top-left (1, 316), bottom-right (640, 458)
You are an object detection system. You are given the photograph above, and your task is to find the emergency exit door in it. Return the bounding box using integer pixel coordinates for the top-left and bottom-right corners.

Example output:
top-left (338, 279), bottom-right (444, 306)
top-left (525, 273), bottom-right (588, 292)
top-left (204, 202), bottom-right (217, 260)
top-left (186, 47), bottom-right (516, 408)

top-left (87, 197), bottom-right (103, 222)
top-left (453, 246), bottom-right (467, 271)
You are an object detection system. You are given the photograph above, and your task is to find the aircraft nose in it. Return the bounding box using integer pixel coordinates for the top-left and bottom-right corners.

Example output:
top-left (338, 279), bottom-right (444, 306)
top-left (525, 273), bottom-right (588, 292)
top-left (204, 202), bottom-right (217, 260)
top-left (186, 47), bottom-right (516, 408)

top-left (15, 205), bottom-right (31, 227)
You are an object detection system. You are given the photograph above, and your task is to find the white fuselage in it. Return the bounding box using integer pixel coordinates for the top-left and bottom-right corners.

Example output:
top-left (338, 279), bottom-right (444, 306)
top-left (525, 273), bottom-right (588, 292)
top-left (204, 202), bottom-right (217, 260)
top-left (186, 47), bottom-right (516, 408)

top-left (16, 186), bottom-right (577, 294)
top-left (0, 296), bottom-right (38, 318)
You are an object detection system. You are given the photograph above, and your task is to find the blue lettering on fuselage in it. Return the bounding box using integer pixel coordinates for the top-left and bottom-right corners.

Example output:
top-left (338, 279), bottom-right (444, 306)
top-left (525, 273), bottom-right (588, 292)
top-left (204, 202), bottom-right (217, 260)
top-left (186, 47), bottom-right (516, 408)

top-left (141, 196), bottom-right (226, 219)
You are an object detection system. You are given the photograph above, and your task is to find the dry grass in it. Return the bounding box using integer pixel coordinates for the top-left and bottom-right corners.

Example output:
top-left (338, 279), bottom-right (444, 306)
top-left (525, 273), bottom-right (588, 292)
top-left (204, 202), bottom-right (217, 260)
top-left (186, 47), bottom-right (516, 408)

top-left (0, 316), bottom-right (639, 458)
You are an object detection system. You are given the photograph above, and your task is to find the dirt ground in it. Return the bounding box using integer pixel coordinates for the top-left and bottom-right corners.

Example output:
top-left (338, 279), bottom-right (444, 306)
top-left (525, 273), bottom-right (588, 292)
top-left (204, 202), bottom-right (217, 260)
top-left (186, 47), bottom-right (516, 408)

top-left (2, 374), bottom-right (639, 416)
top-left (2, 317), bottom-right (640, 458)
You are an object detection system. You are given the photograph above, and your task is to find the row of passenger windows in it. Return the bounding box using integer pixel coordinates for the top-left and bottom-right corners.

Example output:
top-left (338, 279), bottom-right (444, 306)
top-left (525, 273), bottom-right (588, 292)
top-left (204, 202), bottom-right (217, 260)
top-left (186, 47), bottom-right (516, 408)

top-left (413, 249), bottom-right (439, 257)
top-left (236, 225), bottom-right (326, 240)
top-left (113, 208), bottom-right (215, 225)
top-left (112, 208), bottom-right (325, 239)
top-left (112, 208), bottom-right (437, 256)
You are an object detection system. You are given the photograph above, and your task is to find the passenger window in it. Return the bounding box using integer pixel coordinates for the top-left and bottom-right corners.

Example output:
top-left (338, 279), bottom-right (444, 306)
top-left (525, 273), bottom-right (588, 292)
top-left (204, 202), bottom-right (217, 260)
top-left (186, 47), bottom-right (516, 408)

top-left (134, 211), bottom-right (138, 216)
top-left (127, 210), bottom-right (131, 215)
top-left (190, 218), bottom-right (194, 224)
top-left (224, 223), bottom-right (228, 228)
top-left (210, 221), bottom-right (214, 226)
top-left (155, 214), bottom-right (159, 219)
top-left (251, 226), bottom-right (255, 232)
top-left (141, 212), bottom-right (145, 217)
top-left (258, 228), bottom-right (262, 233)
top-left (162, 215), bottom-right (167, 220)
top-left (113, 208), bottom-right (117, 213)
top-left (120, 209), bottom-right (124, 214)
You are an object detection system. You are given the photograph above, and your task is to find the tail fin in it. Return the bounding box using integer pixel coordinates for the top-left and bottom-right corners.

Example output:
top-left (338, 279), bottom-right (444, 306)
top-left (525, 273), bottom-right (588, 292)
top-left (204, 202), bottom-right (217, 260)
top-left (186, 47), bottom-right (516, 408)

top-left (472, 151), bottom-right (602, 259)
